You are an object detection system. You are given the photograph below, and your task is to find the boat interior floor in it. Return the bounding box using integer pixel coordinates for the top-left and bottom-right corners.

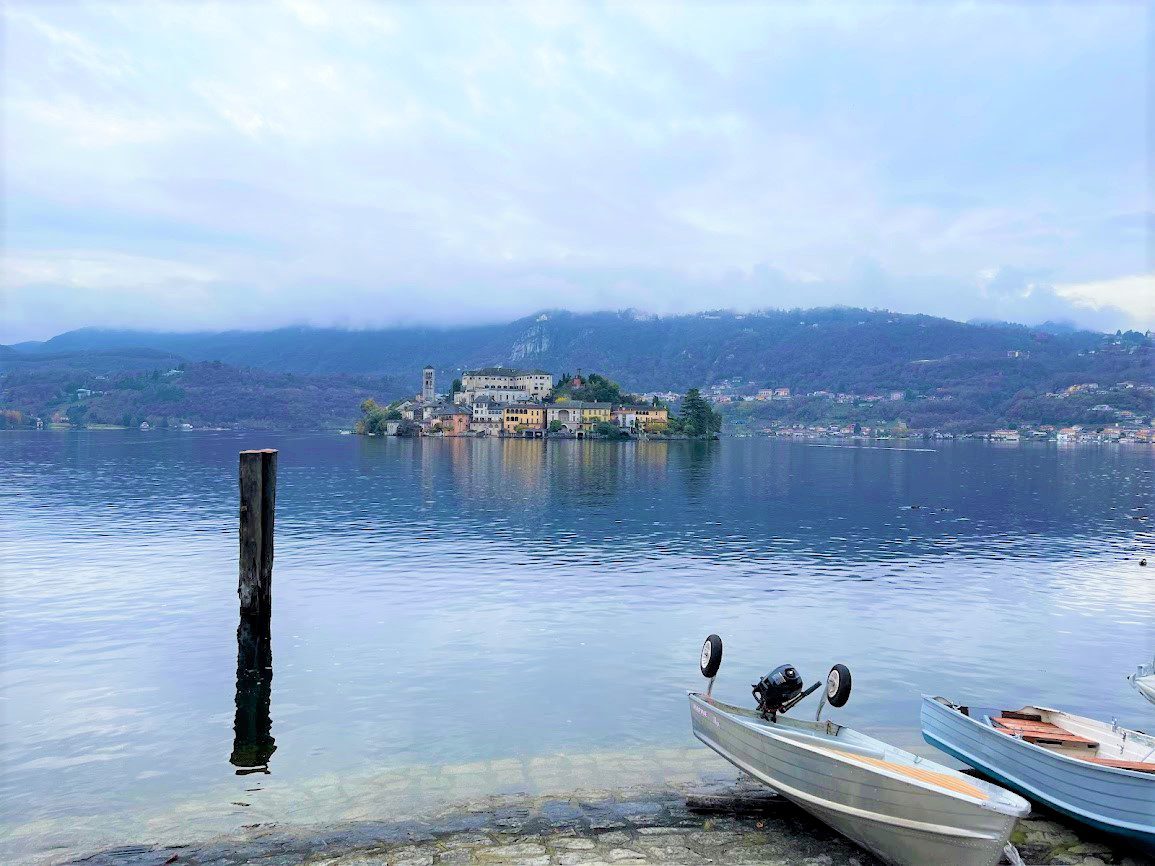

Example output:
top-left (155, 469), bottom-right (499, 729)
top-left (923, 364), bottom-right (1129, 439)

top-left (972, 709), bottom-right (1155, 774)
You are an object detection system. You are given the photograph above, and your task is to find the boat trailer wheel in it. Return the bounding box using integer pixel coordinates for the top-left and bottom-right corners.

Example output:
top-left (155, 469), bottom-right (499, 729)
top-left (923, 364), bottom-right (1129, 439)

top-left (826, 663), bottom-right (853, 707)
top-left (700, 634), bottom-right (723, 678)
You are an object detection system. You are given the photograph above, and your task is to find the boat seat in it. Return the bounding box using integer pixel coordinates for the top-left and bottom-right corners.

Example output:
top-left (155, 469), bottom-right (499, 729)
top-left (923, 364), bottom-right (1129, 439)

top-left (1084, 757), bottom-right (1155, 774)
top-left (991, 716), bottom-right (1097, 749)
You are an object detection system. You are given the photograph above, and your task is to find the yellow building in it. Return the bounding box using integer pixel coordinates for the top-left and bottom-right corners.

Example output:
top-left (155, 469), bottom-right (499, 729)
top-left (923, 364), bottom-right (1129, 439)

top-left (546, 402), bottom-right (612, 432)
top-left (578, 402), bottom-right (612, 429)
top-left (614, 405), bottom-right (669, 431)
top-left (502, 404), bottom-right (545, 435)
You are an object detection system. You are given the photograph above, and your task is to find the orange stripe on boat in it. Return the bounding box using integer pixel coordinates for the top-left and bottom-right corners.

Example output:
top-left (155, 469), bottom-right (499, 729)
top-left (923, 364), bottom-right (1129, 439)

top-left (829, 749), bottom-right (988, 800)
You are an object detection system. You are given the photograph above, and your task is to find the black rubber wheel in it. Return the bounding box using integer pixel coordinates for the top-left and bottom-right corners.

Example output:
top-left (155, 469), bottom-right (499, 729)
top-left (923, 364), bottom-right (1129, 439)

top-left (700, 634), bottom-right (723, 678)
top-left (826, 664), bottom-right (852, 707)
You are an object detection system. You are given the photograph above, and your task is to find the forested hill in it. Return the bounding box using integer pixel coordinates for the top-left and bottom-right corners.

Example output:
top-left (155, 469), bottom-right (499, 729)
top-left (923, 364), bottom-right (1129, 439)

top-left (9, 308), bottom-right (1149, 395)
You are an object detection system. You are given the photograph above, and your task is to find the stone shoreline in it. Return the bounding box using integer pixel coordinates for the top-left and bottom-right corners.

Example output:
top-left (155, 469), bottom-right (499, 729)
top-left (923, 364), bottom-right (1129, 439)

top-left (70, 778), bottom-right (1151, 866)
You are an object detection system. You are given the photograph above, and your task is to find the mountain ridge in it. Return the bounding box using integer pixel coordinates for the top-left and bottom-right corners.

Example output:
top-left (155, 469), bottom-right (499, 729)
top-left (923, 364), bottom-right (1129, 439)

top-left (4, 307), bottom-right (1126, 393)
top-left (1, 307), bottom-right (1149, 433)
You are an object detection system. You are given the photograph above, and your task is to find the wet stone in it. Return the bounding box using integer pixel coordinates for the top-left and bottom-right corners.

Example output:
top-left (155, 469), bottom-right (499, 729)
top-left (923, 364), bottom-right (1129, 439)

top-left (388, 846), bottom-right (435, 866)
top-left (688, 831), bottom-right (739, 848)
top-left (436, 836), bottom-right (484, 850)
top-left (606, 849), bottom-right (646, 863)
top-left (557, 853), bottom-right (608, 866)
top-left (478, 842), bottom-right (547, 860)
top-left (553, 838), bottom-right (597, 850)
top-left (540, 802), bottom-right (584, 823)
top-left (594, 831), bottom-right (632, 847)
top-left (642, 845), bottom-right (708, 863)
top-left (1068, 843), bottom-right (1115, 856)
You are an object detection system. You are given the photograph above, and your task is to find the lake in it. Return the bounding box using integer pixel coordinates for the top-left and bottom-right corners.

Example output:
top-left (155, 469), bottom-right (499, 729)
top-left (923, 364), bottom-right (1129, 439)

top-left (1, 431), bottom-right (1152, 861)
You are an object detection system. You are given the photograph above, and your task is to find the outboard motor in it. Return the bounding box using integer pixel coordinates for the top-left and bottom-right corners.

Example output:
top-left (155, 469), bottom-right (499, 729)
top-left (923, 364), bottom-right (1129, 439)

top-left (753, 664), bottom-right (820, 720)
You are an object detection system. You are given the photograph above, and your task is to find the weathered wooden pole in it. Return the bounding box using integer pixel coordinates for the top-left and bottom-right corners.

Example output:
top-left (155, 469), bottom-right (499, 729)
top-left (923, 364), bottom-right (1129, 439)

top-left (239, 449), bottom-right (277, 618)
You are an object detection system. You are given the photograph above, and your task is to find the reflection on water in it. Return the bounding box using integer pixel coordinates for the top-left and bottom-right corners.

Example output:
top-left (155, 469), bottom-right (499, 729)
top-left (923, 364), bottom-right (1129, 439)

top-left (230, 615), bottom-right (275, 774)
top-left (0, 431), bottom-right (1151, 861)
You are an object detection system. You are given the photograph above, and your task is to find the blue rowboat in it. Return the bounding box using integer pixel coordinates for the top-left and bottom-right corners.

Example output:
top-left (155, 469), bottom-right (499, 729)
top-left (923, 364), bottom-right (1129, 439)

top-left (921, 696), bottom-right (1155, 846)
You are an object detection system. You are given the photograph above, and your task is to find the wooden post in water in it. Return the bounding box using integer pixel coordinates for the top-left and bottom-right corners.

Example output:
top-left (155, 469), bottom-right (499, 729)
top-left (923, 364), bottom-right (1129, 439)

top-left (238, 449), bottom-right (277, 618)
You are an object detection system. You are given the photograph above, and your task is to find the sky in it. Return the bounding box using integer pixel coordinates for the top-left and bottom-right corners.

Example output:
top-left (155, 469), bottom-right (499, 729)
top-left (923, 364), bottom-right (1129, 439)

top-left (1, 1), bottom-right (1152, 343)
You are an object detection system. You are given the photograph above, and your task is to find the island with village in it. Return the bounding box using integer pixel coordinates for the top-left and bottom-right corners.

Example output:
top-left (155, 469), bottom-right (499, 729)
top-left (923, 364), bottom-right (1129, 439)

top-left (353, 366), bottom-right (721, 439)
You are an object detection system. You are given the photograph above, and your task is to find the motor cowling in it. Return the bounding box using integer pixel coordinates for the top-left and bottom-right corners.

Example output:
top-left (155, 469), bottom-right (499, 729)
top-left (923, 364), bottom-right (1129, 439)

top-left (753, 664), bottom-right (804, 716)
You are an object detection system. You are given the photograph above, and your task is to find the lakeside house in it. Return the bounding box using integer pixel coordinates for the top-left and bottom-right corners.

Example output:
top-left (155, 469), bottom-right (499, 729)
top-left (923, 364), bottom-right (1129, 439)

top-left (497, 402), bottom-right (670, 438)
top-left (469, 401), bottom-right (503, 434)
top-left (501, 404), bottom-right (546, 435)
top-left (614, 405), bottom-right (670, 432)
top-left (546, 401), bottom-right (612, 432)
top-left (430, 406), bottom-right (470, 435)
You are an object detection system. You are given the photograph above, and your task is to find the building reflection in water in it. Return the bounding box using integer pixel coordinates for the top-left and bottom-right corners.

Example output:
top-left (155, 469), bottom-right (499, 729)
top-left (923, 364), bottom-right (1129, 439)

top-left (230, 614), bottom-right (275, 774)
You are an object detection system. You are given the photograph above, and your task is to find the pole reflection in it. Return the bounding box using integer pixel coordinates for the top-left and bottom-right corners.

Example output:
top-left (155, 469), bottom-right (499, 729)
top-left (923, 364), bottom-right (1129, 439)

top-left (229, 614), bottom-right (275, 774)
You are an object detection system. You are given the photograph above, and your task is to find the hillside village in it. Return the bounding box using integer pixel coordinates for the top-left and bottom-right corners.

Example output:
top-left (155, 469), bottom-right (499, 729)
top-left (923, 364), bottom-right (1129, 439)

top-left (356, 367), bottom-right (686, 438)
top-left (702, 378), bottom-right (1155, 444)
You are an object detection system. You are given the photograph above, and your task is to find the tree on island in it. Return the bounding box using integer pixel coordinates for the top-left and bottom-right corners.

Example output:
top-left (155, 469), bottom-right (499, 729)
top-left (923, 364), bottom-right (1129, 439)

top-left (355, 398), bottom-right (402, 435)
top-left (593, 420), bottom-right (629, 439)
top-left (396, 419), bottom-right (421, 437)
top-left (549, 372), bottom-right (637, 404)
top-left (671, 388), bottom-right (722, 438)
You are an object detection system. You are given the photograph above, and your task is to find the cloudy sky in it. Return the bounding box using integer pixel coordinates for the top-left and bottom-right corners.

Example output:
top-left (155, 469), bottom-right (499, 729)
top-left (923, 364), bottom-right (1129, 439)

top-left (1, 1), bottom-right (1151, 342)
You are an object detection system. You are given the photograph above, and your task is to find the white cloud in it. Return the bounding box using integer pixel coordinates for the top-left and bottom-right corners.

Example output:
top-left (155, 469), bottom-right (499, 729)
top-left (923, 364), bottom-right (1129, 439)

top-left (0, 1), bottom-right (1149, 340)
top-left (1055, 275), bottom-right (1155, 329)
top-left (5, 250), bottom-right (219, 290)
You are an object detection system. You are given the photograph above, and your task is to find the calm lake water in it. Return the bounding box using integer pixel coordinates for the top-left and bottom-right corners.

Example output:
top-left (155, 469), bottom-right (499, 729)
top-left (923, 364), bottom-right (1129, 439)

top-left (1, 431), bottom-right (1152, 860)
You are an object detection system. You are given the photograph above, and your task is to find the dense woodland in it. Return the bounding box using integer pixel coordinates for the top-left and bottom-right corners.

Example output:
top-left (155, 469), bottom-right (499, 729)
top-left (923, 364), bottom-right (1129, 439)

top-left (2, 308), bottom-right (1150, 432)
top-left (0, 353), bottom-right (394, 430)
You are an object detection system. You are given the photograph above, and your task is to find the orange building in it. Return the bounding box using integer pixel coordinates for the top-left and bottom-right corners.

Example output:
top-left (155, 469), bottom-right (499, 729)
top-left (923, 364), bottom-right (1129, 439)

top-left (431, 407), bottom-right (471, 435)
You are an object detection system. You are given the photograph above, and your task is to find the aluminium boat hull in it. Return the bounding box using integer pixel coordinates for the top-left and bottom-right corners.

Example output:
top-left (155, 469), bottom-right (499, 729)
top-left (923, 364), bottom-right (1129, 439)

top-left (1129, 660), bottom-right (1155, 707)
top-left (921, 695), bottom-right (1155, 846)
top-left (690, 692), bottom-right (1027, 866)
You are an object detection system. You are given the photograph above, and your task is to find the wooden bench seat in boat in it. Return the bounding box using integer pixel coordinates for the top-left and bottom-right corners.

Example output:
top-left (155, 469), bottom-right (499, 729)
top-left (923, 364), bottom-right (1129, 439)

top-left (991, 716), bottom-right (1097, 749)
